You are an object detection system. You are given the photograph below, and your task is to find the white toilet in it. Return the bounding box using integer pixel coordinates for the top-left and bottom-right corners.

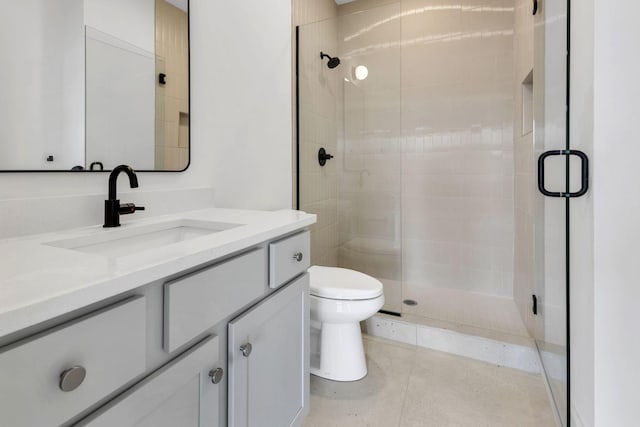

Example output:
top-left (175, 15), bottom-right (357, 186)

top-left (308, 265), bottom-right (384, 381)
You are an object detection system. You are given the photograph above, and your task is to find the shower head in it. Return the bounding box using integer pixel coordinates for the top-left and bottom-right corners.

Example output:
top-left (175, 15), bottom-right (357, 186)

top-left (320, 51), bottom-right (341, 69)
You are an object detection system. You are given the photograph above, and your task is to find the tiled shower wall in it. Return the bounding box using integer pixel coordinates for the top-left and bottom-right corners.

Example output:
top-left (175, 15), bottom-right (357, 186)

top-left (337, 1), bottom-right (516, 301)
top-left (298, 1), bottom-right (518, 306)
top-left (294, 0), bottom-right (340, 267)
top-left (336, 3), bottom-right (403, 313)
top-left (400, 2), bottom-right (515, 300)
top-left (512, 0), bottom-right (535, 334)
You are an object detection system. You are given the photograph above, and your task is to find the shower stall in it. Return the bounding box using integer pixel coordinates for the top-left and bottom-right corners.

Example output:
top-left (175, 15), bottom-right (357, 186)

top-left (297, 1), bottom-right (579, 425)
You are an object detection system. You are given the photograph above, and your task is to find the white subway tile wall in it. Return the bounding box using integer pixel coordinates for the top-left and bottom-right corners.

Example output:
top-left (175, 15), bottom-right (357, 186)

top-left (296, 3), bottom-right (341, 268)
top-left (298, 0), bottom-right (525, 324)
top-left (399, 1), bottom-right (516, 302)
top-left (336, 3), bottom-right (403, 312)
top-left (513, 0), bottom-right (536, 336)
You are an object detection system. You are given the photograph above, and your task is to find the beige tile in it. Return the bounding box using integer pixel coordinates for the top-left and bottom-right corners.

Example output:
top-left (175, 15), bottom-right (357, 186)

top-left (400, 286), bottom-right (529, 337)
top-left (164, 121), bottom-right (179, 148)
top-left (163, 146), bottom-right (182, 170)
top-left (304, 337), bottom-right (555, 427)
top-left (155, 144), bottom-right (165, 169)
top-left (298, 0), bottom-right (523, 332)
top-left (304, 337), bottom-right (416, 427)
top-left (178, 113), bottom-right (189, 149)
top-left (399, 348), bottom-right (555, 427)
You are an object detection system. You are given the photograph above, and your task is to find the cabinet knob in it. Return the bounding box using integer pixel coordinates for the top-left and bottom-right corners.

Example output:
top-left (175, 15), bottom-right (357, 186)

top-left (240, 342), bottom-right (253, 357)
top-left (59, 366), bottom-right (86, 392)
top-left (209, 367), bottom-right (224, 384)
top-left (292, 252), bottom-right (304, 262)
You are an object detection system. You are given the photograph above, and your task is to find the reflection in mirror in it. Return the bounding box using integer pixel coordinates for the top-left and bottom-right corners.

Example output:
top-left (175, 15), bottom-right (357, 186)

top-left (154, 0), bottom-right (190, 171)
top-left (0, 0), bottom-right (189, 172)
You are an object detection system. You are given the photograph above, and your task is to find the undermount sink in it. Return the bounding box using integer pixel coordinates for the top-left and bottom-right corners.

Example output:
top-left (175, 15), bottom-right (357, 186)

top-left (45, 219), bottom-right (242, 258)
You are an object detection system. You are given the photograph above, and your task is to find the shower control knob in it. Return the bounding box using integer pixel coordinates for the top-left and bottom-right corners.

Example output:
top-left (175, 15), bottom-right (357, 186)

top-left (293, 252), bottom-right (304, 262)
top-left (240, 343), bottom-right (252, 357)
top-left (318, 148), bottom-right (334, 166)
top-left (209, 367), bottom-right (224, 384)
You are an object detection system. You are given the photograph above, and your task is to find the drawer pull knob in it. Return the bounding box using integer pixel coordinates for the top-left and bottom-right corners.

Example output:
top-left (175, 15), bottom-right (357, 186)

top-left (59, 366), bottom-right (86, 392)
top-left (209, 367), bottom-right (224, 384)
top-left (240, 343), bottom-right (253, 357)
top-left (292, 252), bottom-right (304, 262)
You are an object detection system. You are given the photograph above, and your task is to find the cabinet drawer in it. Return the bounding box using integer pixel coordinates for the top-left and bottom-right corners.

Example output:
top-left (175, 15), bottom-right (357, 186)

top-left (164, 247), bottom-right (267, 353)
top-left (269, 231), bottom-right (310, 289)
top-left (0, 296), bottom-right (147, 427)
top-left (77, 335), bottom-right (221, 427)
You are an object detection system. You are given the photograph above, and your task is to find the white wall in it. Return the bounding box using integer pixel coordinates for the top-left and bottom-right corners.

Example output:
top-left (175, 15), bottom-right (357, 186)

top-left (571, 0), bottom-right (640, 425)
top-left (85, 29), bottom-right (156, 170)
top-left (84, 0), bottom-right (156, 170)
top-left (570, 0), bottom-right (595, 425)
top-left (591, 0), bottom-right (640, 425)
top-left (0, 0), bottom-right (158, 171)
top-left (205, 0), bottom-right (292, 210)
top-left (84, 0), bottom-right (155, 52)
top-left (61, 0), bottom-right (87, 170)
top-left (0, 0), bottom-right (293, 238)
top-left (0, 0), bottom-right (85, 170)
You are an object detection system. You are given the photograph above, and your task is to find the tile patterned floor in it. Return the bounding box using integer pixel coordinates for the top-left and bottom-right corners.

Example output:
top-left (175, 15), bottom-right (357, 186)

top-left (303, 336), bottom-right (556, 427)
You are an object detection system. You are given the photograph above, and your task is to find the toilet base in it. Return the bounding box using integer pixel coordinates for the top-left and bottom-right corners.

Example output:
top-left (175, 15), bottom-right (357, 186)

top-left (310, 322), bottom-right (367, 381)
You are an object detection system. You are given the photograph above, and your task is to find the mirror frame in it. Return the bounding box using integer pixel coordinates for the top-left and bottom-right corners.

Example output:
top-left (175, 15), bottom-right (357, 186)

top-left (0, 0), bottom-right (191, 174)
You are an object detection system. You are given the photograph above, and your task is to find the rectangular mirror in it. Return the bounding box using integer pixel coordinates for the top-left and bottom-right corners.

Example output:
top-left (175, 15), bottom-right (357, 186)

top-left (0, 0), bottom-right (189, 172)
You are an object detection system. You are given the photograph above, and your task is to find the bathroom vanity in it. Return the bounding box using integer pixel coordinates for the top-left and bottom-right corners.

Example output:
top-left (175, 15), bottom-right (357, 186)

top-left (0, 208), bottom-right (315, 427)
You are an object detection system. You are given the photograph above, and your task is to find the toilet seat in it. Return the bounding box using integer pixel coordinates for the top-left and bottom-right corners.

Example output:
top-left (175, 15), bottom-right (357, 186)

top-left (308, 266), bottom-right (383, 300)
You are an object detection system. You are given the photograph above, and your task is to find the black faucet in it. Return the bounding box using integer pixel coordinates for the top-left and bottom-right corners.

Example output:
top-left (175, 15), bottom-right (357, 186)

top-left (104, 165), bottom-right (145, 228)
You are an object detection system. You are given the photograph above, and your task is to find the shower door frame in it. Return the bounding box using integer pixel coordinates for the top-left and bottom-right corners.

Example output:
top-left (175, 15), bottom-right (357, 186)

top-left (564, 0), bottom-right (572, 422)
top-left (295, 25), bottom-right (300, 211)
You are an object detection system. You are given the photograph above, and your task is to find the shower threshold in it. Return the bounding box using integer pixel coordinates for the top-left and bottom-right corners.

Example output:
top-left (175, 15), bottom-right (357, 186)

top-left (364, 312), bottom-right (539, 374)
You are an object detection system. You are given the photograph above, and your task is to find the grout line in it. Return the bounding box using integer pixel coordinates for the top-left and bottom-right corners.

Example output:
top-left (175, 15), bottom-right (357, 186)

top-left (396, 343), bottom-right (419, 427)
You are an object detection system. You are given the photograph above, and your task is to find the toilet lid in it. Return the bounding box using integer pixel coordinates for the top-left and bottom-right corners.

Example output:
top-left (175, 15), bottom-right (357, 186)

top-left (308, 266), bottom-right (384, 300)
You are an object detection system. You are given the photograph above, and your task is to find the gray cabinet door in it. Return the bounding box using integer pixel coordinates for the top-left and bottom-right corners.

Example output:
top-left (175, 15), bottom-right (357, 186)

top-left (77, 335), bottom-right (221, 427)
top-left (228, 274), bottom-right (309, 427)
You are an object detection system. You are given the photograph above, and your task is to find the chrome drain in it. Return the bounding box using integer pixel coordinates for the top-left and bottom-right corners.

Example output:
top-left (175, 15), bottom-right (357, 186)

top-left (403, 299), bottom-right (418, 306)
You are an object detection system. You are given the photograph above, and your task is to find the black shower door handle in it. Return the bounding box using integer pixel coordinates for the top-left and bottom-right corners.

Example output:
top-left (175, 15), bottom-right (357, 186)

top-left (538, 150), bottom-right (589, 198)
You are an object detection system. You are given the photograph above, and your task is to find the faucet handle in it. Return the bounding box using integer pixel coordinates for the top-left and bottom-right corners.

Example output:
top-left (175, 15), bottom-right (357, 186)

top-left (119, 203), bottom-right (145, 215)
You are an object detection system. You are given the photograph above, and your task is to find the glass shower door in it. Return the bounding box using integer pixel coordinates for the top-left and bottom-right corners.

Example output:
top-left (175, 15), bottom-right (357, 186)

top-left (335, 3), bottom-right (403, 314)
top-left (297, 3), bottom-right (403, 314)
top-left (534, 1), bottom-right (587, 424)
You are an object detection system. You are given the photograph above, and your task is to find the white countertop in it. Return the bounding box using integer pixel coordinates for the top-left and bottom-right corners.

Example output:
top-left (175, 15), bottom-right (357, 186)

top-left (0, 208), bottom-right (316, 338)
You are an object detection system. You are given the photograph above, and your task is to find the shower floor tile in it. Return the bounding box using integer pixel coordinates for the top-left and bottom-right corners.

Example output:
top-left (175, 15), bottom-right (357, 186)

top-left (401, 285), bottom-right (530, 338)
top-left (303, 335), bottom-right (556, 427)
